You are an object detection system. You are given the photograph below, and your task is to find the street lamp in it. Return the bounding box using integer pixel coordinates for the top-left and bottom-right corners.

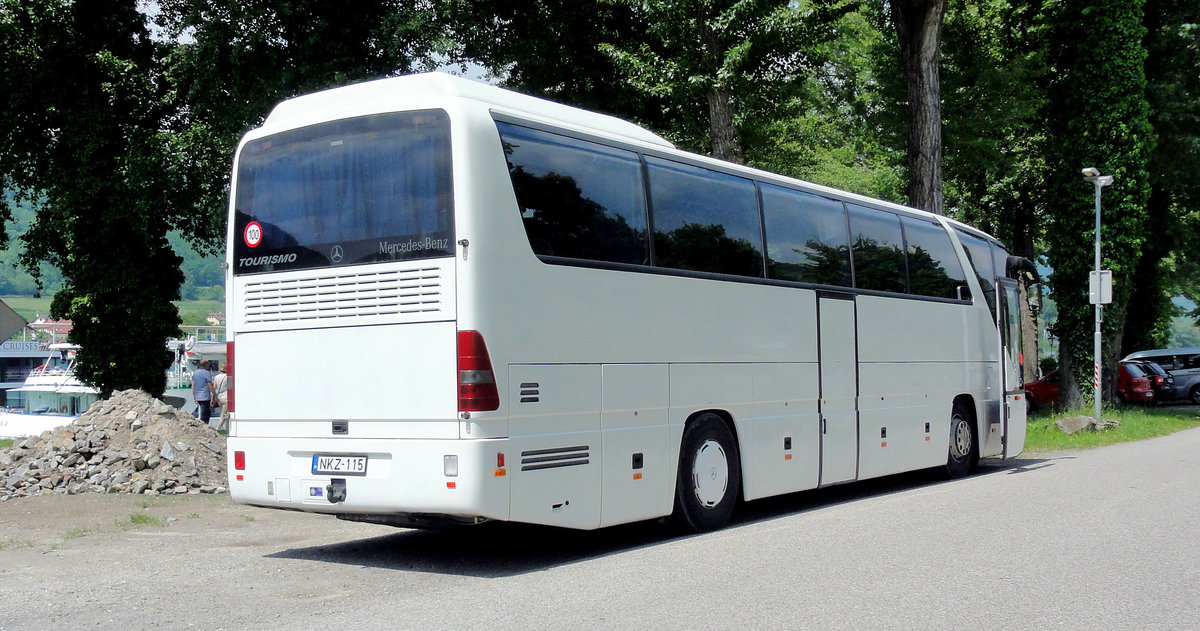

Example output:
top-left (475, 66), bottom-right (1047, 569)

top-left (1081, 167), bottom-right (1113, 427)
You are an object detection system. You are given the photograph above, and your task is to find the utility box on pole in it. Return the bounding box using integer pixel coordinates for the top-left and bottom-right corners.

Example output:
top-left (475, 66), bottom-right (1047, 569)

top-left (1089, 270), bottom-right (1112, 305)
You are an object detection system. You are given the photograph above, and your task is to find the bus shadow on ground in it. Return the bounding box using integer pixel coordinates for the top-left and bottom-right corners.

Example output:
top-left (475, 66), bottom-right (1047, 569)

top-left (266, 454), bottom-right (1059, 578)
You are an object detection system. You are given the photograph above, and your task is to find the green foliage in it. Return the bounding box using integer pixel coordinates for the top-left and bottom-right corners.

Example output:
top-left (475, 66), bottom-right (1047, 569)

top-left (1126, 0), bottom-right (1200, 345)
top-left (0, 0), bottom-right (190, 397)
top-left (1042, 0), bottom-right (1154, 404)
top-left (941, 0), bottom-right (1047, 256)
top-left (157, 0), bottom-right (446, 254)
top-left (598, 0), bottom-right (853, 160)
top-left (743, 8), bottom-right (905, 199)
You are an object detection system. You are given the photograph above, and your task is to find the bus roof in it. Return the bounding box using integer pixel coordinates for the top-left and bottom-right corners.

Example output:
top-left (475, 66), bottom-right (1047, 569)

top-left (261, 72), bottom-right (675, 149)
top-left (258, 73), bottom-right (1003, 249)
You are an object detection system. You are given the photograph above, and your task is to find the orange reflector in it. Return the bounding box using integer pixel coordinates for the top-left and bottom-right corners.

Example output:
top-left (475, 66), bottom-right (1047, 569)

top-left (784, 454), bottom-right (792, 460)
top-left (881, 441), bottom-right (887, 447)
top-left (494, 469), bottom-right (506, 477)
top-left (236, 475), bottom-right (244, 481)
top-left (925, 436), bottom-right (931, 441)
top-left (633, 473), bottom-right (642, 480)
top-left (447, 481), bottom-right (456, 489)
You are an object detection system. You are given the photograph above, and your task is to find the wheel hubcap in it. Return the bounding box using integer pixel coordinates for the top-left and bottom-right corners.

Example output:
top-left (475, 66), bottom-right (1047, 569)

top-left (951, 418), bottom-right (972, 460)
top-left (692, 439), bottom-right (729, 508)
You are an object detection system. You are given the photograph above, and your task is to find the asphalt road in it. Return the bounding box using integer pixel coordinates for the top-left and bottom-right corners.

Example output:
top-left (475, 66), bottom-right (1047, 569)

top-left (2, 428), bottom-right (1198, 630)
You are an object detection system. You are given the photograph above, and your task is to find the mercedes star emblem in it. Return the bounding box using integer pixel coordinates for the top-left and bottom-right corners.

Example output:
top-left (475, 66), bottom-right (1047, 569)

top-left (330, 245), bottom-right (344, 263)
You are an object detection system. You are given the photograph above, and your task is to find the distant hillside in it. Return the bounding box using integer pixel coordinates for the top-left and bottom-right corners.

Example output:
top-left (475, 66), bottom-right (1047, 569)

top-left (3, 193), bottom-right (224, 301)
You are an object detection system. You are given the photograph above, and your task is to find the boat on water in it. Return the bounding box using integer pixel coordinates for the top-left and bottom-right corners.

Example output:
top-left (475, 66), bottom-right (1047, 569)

top-left (0, 343), bottom-right (99, 439)
top-left (0, 336), bottom-right (228, 439)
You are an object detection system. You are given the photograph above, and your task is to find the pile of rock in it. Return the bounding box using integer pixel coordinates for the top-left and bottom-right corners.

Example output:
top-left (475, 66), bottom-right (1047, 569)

top-left (1056, 414), bottom-right (1121, 434)
top-left (0, 389), bottom-right (228, 501)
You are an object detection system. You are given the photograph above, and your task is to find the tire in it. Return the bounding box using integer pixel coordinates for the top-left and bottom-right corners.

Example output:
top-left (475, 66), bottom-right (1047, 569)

top-left (1191, 386), bottom-right (1200, 405)
top-left (671, 413), bottom-right (741, 533)
top-left (944, 402), bottom-right (976, 479)
top-left (1026, 397), bottom-right (1035, 416)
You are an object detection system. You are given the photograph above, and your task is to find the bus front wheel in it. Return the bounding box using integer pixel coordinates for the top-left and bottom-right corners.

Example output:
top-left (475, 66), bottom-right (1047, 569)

top-left (944, 402), bottom-right (976, 479)
top-left (671, 413), bottom-right (741, 533)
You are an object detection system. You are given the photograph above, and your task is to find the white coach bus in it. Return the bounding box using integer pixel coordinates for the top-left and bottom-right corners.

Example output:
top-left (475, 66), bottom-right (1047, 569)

top-left (225, 73), bottom-right (1028, 532)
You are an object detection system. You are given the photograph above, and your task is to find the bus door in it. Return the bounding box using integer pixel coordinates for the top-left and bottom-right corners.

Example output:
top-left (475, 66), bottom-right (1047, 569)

top-left (998, 279), bottom-right (1026, 457)
top-left (818, 293), bottom-right (858, 485)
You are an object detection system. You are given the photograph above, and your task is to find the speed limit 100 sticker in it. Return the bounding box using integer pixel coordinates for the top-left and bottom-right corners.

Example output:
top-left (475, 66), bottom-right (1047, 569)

top-left (244, 221), bottom-right (263, 248)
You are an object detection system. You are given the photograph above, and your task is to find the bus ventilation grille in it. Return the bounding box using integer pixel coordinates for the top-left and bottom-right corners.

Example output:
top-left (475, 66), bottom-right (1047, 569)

top-left (241, 267), bottom-right (444, 324)
top-left (520, 445), bottom-right (590, 472)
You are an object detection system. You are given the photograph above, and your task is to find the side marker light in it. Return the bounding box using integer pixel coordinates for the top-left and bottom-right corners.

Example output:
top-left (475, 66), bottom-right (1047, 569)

top-left (494, 469), bottom-right (507, 477)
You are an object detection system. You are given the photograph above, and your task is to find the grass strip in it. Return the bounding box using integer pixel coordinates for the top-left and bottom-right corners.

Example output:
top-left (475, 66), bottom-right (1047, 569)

top-left (1025, 406), bottom-right (1200, 452)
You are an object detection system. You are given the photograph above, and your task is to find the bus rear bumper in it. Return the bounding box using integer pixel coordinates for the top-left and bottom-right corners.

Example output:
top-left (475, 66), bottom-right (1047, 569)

top-left (226, 436), bottom-right (511, 521)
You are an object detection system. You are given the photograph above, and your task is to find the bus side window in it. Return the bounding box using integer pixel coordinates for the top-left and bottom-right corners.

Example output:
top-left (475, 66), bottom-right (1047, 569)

top-left (497, 122), bottom-right (650, 266)
top-left (759, 183), bottom-right (852, 287)
top-left (900, 216), bottom-right (967, 300)
top-left (957, 232), bottom-right (998, 317)
top-left (646, 157), bottom-right (764, 278)
top-left (847, 204), bottom-right (907, 294)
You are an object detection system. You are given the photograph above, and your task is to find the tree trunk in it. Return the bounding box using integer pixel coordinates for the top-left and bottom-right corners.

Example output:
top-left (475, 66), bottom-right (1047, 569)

top-left (706, 85), bottom-right (742, 163)
top-left (1019, 282), bottom-right (1039, 384)
top-left (893, 0), bottom-right (947, 215)
top-left (1059, 346), bottom-right (1083, 410)
top-left (697, 14), bottom-right (743, 164)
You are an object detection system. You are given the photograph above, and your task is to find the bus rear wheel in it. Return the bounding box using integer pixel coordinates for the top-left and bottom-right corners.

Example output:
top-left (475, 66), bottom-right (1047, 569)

top-left (944, 402), bottom-right (976, 479)
top-left (671, 413), bottom-right (740, 533)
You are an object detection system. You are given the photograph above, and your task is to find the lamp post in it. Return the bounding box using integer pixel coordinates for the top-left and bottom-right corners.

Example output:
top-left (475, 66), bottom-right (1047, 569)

top-left (1081, 167), bottom-right (1113, 426)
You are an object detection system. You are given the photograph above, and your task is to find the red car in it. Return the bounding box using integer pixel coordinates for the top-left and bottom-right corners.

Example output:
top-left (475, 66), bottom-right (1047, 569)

top-left (1025, 370), bottom-right (1061, 413)
top-left (1117, 362), bottom-right (1155, 404)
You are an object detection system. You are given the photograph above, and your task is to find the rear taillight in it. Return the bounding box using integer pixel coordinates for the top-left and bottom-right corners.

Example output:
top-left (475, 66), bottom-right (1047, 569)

top-left (226, 341), bottom-right (235, 413)
top-left (234, 451), bottom-right (245, 470)
top-left (457, 330), bottom-right (500, 412)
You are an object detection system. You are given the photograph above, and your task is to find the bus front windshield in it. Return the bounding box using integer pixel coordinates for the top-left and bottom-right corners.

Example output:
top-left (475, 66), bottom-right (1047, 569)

top-left (232, 109), bottom-right (454, 275)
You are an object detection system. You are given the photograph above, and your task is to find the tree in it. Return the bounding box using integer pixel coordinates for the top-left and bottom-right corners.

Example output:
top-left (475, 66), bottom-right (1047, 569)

top-left (0, 0), bottom-right (190, 396)
top-left (158, 0), bottom-right (445, 239)
top-left (599, 0), bottom-right (852, 162)
top-left (1122, 0), bottom-right (1200, 353)
top-left (1042, 0), bottom-right (1153, 407)
top-left (889, 0), bottom-right (948, 214)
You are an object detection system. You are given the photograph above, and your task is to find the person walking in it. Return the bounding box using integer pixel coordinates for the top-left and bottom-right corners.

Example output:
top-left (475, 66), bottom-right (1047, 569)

top-left (192, 359), bottom-right (214, 427)
top-left (212, 362), bottom-right (231, 431)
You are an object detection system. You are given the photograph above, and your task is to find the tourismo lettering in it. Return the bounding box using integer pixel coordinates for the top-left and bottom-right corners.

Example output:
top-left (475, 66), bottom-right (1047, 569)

top-left (238, 253), bottom-right (298, 267)
top-left (379, 237), bottom-right (449, 255)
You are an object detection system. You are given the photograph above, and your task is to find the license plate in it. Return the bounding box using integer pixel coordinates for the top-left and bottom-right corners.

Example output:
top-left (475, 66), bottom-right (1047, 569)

top-left (311, 454), bottom-right (368, 476)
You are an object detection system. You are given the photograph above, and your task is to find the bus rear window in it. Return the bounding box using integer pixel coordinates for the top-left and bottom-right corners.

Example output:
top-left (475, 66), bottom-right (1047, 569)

top-left (232, 110), bottom-right (453, 275)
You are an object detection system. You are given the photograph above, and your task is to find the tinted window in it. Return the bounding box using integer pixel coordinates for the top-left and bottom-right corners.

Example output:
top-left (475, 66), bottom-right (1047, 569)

top-left (993, 244), bottom-right (1010, 281)
top-left (760, 184), bottom-right (852, 287)
top-left (957, 231), bottom-right (998, 315)
top-left (646, 157), bottom-right (764, 277)
top-left (847, 204), bottom-right (906, 293)
top-left (1124, 363), bottom-right (1146, 378)
top-left (901, 217), bottom-right (967, 299)
top-left (498, 123), bottom-right (650, 266)
top-left (233, 110), bottom-right (453, 275)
